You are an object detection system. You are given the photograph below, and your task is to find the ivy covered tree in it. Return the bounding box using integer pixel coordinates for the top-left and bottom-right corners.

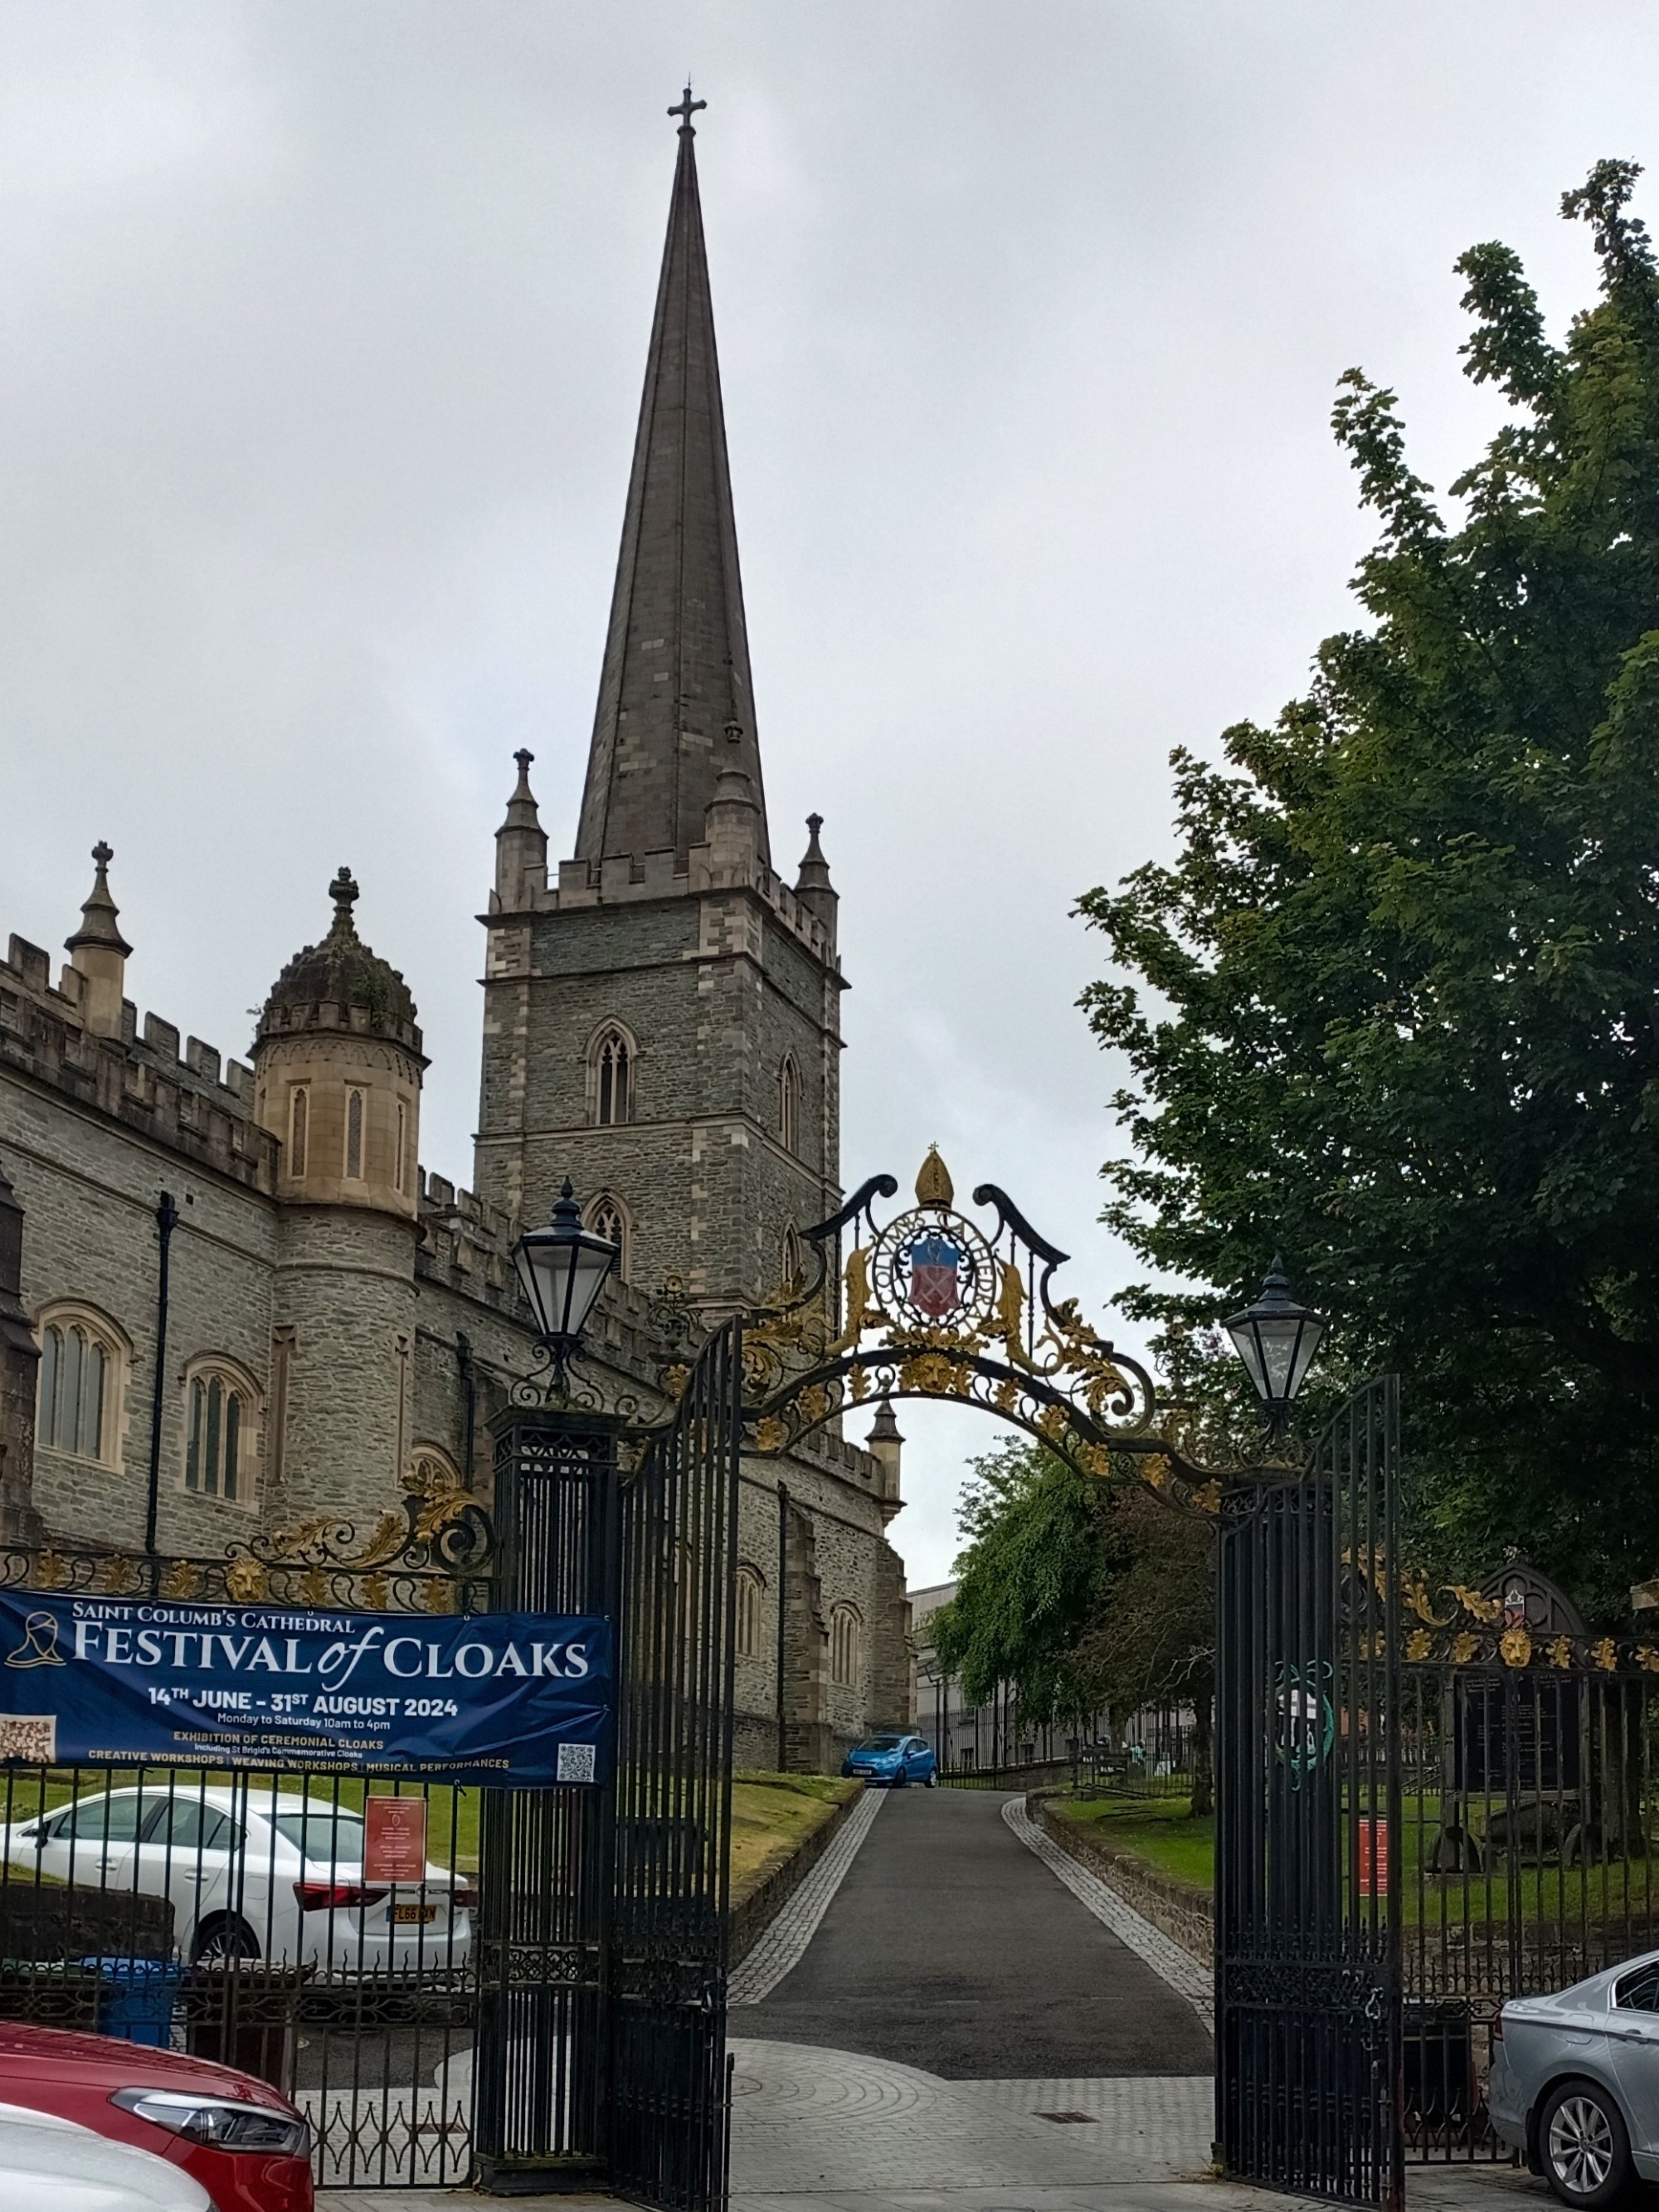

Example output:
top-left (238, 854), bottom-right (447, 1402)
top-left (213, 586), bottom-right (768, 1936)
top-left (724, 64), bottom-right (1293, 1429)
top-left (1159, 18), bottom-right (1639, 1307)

top-left (1079, 163), bottom-right (1659, 1621)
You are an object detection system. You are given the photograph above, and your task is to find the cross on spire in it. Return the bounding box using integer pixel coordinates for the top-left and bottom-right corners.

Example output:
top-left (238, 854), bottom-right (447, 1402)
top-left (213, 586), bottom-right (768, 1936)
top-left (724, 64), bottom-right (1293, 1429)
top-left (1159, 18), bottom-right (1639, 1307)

top-left (669, 84), bottom-right (705, 131)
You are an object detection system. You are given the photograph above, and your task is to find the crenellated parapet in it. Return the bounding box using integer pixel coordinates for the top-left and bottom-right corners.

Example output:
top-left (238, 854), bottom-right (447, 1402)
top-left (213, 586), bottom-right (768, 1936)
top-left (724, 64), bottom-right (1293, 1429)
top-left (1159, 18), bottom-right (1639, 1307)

top-left (0, 930), bottom-right (276, 1193)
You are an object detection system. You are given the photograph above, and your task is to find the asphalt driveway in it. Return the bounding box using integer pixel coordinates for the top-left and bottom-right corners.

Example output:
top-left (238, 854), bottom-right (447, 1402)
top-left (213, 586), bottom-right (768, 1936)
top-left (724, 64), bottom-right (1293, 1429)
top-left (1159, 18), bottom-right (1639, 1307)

top-left (741, 1786), bottom-right (1214, 2078)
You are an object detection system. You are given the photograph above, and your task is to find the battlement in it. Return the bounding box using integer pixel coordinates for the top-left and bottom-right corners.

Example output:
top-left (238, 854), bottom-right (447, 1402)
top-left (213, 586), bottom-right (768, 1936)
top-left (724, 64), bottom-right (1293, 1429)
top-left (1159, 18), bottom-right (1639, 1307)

top-left (0, 933), bottom-right (275, 1191)
top-left (489, 844), bottom-right (838, 969)
top-left (416, 1170), bottom-right (515, 1300)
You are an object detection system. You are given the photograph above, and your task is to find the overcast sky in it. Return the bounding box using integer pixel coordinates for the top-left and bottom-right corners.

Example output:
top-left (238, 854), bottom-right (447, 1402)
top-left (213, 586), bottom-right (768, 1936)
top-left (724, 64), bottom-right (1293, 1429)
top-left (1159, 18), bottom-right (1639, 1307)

top-left (2, 2), bottom-right (1655, 1584)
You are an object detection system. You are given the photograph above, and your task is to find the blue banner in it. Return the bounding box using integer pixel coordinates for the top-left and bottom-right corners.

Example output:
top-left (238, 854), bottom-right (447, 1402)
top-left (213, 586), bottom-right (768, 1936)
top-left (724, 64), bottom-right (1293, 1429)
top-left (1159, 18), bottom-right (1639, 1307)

top-left (0, 1591), bottom-right (611, 1786)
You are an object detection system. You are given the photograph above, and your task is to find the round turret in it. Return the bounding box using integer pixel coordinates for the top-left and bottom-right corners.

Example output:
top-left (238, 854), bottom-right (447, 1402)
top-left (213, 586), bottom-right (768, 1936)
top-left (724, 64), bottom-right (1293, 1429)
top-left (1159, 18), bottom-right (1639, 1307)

top-left (252, 870), bottom-right (426, 1216)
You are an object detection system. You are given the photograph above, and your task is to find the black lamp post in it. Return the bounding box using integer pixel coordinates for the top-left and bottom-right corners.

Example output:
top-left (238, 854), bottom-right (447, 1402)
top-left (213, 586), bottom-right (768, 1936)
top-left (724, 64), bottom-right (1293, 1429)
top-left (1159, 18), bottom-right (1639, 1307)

top-left (511, 1179), bottom-right (619, 1390)
top-left (1225, 1255), bottom-right (1326, 1439)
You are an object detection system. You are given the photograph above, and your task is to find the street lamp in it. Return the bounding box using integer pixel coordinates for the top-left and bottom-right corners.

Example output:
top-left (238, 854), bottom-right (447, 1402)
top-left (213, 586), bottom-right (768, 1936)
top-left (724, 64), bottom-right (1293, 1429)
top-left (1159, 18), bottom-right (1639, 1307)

top-left (1226, 1255), bottom-right (1326, 1435)
top-left (512, 1180), bottom-right (619, 1386)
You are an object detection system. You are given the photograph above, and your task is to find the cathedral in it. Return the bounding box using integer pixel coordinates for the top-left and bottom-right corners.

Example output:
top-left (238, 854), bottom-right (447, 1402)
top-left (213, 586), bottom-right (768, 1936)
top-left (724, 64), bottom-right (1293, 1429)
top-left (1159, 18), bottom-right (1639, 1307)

top-left (0, 107), bottom-right (913, 1771)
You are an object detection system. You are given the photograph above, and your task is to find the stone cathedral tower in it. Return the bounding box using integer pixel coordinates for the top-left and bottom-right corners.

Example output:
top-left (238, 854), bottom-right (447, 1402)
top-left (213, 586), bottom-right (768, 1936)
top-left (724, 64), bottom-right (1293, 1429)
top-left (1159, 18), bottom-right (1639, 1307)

top-left (475, 105), bottom-right (843, 1303)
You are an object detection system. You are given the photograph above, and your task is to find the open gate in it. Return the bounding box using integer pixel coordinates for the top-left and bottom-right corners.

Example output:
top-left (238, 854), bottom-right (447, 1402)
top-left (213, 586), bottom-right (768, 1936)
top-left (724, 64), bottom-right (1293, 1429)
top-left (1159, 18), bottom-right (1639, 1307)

top-left (1216, 1376), bottom-right (1403, 2211)
top-left (611, 1317), bottom-right (742, 2212)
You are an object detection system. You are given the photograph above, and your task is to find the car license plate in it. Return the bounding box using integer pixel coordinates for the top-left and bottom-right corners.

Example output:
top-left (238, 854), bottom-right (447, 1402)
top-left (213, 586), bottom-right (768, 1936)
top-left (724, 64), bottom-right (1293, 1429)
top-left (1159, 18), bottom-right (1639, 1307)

top-left (392, 1903), bottom-right (436, 1925)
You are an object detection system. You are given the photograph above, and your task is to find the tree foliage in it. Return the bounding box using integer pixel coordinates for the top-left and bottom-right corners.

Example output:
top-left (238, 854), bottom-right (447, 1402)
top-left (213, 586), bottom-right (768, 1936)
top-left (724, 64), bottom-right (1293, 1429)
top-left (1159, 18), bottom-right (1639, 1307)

top-left (1078, 163), bottom-right (1659, 1620)
top-left (929, 1440), bottom-right (1214, 1808)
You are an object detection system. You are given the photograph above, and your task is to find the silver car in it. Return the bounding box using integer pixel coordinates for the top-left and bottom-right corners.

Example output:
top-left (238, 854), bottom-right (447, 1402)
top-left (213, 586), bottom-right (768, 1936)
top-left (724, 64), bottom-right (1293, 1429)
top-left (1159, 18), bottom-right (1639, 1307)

top-left (1491, 1950), bottom-right (1659, 2207)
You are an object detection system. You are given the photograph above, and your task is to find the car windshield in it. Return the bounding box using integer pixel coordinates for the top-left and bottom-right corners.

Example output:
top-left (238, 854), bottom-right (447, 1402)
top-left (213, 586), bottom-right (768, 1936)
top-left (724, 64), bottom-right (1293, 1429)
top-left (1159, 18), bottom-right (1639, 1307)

top-left (270, 1805), bottom-right (367, 1855)
top-left (857, 1737), bottom-right (904, 1752)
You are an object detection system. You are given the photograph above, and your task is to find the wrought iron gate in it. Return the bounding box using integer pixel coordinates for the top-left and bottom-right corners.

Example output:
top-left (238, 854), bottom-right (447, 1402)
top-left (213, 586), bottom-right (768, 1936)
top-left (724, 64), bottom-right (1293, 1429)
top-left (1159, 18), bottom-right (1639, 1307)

top-left (1216, 1376), bottom-right (1403, 2211)
top-left (476, 1318), bottom-right (742, 2210)
top-left (610, 1317), bottom-right (742, 2212)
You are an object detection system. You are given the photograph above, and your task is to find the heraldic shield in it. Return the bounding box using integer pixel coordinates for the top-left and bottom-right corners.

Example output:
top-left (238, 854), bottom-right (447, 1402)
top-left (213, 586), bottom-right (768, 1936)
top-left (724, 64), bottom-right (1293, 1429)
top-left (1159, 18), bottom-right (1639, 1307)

top-left (907, 1230), bottom-right (962, 1319)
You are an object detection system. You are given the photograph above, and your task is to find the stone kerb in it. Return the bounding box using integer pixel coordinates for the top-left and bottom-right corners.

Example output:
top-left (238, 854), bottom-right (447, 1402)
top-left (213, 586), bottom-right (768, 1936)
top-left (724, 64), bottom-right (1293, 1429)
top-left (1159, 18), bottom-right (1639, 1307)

top-left (1028, 1789), bottom-right (1214, 1966)
top-left (731, 1782), bottom-right (865, 1967)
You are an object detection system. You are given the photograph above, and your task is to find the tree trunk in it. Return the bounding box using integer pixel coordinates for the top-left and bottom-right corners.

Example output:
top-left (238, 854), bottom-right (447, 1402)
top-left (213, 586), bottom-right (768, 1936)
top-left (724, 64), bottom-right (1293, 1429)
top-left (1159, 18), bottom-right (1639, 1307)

top-left (1190, 1682), bottom-right (1214, 1818)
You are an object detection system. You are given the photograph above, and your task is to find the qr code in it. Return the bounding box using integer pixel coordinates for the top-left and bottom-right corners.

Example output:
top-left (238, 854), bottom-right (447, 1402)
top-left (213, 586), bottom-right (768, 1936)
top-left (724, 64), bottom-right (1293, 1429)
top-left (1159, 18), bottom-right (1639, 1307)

top-left (0, 1716), bottom-right (56, 1763)
top-left (557, 1742), bottom-right (596, 1784)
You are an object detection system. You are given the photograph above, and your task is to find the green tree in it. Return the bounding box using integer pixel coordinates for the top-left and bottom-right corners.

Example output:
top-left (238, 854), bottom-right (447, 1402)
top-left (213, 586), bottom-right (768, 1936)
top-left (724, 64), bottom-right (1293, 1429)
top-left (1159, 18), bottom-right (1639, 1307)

top-left (1078, 162), bottom-right (1659, 1621)
top-left (930, 1442), bottom-right (1215, 1810)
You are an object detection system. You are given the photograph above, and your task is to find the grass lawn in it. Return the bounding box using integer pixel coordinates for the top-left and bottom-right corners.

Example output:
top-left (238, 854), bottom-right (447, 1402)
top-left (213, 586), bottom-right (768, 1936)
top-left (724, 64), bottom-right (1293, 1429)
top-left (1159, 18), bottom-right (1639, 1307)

top-left (1, 1767), bottom-right (859, 1902)
top-left (1042, 1786), bottom-right (1659, 1942)
top-left (731, 1772), bottom-right (859, 1904)
top-left (1047, 1791), bottom-right (1215, 1893)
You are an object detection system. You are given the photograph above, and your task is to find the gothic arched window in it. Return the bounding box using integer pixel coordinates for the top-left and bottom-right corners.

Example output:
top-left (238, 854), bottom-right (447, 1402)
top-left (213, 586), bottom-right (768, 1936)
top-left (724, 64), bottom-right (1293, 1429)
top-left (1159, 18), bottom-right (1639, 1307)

top-left (182, 1358), bottom-right (261, 1505)
top-left (592, 1027), bottom-right (634, 1127)
top-left (781, 1225), bottom-right (803, 1290)
top-left (586, 1193), bottom-right (629, 1283)
top-left (36, 1304), bottom-right (127, 1467)
top-left (735, 1565), bottom-right (766, 1660)
top-left (344, 1086), bottom-right (366, 1180)
top-left (830, 1602), bottom-right (862, 1688)
top-left (287, 1085), bottom-right (309, 1178)
top-left (778, 1055), bottom-right (800, 1155)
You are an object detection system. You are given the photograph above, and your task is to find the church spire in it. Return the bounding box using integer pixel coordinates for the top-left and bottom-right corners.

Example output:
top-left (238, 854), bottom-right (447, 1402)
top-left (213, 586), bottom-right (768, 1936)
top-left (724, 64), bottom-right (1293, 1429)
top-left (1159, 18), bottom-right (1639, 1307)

top-left (575, 90), bottom-right (769, 871)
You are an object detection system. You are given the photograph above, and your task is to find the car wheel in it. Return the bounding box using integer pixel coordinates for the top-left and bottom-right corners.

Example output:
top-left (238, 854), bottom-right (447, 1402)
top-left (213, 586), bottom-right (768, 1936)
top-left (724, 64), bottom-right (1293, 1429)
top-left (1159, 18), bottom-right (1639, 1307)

top-left (894, 1770), bottom-right (909, 1787)
top-left (192, 1914), bottom-right (260, 1966)
top-left (1540, 2078), bottom-right (1633, 2210)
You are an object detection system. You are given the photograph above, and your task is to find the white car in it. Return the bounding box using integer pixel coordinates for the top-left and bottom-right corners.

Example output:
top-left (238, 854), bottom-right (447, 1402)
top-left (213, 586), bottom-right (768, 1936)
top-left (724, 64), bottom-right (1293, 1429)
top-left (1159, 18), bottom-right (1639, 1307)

top-left (0, 1786), bottom-right (474, 1976)
top-left (0, 2101), bottom-right (212, 2212)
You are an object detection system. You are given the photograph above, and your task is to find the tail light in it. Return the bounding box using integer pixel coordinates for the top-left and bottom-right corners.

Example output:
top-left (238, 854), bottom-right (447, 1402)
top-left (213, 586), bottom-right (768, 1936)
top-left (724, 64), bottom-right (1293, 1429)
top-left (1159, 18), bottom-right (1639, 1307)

top-left (450, 1884), bottom-right (479, 1913)
top-left (1490, 2015), bottom-right (1504, 2043)
top-left (294, 1880), bottom-right (391, 1912)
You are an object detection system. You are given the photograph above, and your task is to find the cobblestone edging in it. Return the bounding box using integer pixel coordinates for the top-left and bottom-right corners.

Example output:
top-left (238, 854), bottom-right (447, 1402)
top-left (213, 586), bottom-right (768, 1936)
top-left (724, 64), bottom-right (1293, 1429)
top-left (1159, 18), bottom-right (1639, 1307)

top-left (1008, 1796), bottom-right (1212, 2030)
top-left (730, 1785), bottom-right (882, 1995)
top-left (1029, 1789), bottom-right (1215, 1965)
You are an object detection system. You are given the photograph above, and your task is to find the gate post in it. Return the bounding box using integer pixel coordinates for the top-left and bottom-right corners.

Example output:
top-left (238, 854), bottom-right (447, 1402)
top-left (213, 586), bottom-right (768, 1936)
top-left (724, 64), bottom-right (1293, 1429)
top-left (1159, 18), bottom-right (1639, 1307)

top-left (1215, 1378), bottom-right (1403, 2211)
top-left (473, 1408), bottom-right (621, 2195)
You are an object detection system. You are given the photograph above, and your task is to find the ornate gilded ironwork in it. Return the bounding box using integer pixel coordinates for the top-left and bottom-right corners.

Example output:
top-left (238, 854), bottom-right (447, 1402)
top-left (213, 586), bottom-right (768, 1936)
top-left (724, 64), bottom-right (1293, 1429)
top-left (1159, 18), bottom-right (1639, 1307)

top-left (0, 1471), bottom-right (496, 1613)
top-left (697, 1149), bottom-right (1222, 1509)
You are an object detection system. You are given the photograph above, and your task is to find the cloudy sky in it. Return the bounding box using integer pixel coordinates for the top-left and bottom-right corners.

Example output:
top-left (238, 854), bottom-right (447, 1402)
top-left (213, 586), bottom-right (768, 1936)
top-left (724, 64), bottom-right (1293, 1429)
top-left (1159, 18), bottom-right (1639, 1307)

top-left (3, 2), bottom-right (1655, 1582)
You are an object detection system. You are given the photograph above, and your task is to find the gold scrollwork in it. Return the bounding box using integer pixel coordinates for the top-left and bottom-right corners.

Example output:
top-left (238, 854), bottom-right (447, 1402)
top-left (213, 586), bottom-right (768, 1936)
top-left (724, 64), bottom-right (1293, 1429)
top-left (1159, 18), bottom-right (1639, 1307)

top-left (1450, 1631), bottom-right (1481, 1665)
top-left (1448, 1584), bottom-right (1503, 1625)
top-left (1547, 1635), bottom-right (1574, 1671)
top-left (161, 1560), bottom-right (203, 1601)
top-left (825, 1245), bottom-right (878, 1358)
top-left (993, 1264), bottom-right (1036, 1373)
top-left (31, 1551), bottom-right (66, 1591)
top-left (1406, 1629), bottom-right (1433, 1662)
top-left (411, 1490), bottom-right (474, 1549)
top-left (352, 1511), bottom-right (411, 1570)
top-left (1593, 1637), bottom-right (1619, 1671)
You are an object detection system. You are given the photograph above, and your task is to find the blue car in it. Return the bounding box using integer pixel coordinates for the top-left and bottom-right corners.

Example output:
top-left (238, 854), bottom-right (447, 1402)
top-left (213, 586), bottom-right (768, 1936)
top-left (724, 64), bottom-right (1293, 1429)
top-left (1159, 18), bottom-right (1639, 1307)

top-left (841, 1732), bottom-right (937, 1787)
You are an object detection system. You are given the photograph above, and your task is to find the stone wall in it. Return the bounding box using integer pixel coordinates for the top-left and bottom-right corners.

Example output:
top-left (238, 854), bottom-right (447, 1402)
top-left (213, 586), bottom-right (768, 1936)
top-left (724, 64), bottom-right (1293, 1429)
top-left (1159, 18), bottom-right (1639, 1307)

top-left (477, 877), bottom-right (840, 1312)
top-left (1029, 1791), bottom-right (1214, 1965)
top-left (0, 872), bottom-right (907, 1771)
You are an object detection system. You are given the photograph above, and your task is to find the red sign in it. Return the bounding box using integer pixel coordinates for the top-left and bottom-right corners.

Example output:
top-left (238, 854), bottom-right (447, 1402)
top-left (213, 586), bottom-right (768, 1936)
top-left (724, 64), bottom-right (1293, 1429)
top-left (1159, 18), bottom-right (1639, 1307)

top-left (364, 1796), bottom-right (429, 1884)
top-left (1357, 1815), bottom-right (1390, 1898)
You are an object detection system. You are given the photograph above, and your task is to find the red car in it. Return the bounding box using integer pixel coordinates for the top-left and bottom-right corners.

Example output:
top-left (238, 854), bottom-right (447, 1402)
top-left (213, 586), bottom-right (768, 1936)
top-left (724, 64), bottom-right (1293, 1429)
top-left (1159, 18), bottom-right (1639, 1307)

top-left (0, 2021), bottom-right (312, 2212)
